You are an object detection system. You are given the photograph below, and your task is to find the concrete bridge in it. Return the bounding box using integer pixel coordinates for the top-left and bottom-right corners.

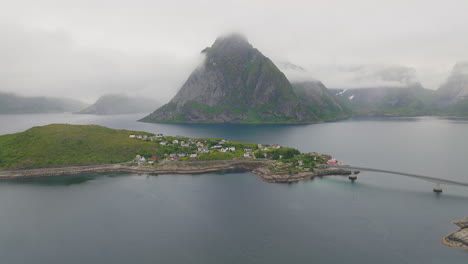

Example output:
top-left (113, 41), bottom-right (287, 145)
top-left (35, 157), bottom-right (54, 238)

top-left (324, 165), bottom-right (468, 193)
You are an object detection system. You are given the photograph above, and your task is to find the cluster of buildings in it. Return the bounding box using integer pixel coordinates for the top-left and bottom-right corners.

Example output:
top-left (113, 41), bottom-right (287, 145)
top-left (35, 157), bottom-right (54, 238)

top-left (130, 132), bottom-right (285, 164)
top-left (129, 134), bottom-right (164, 141)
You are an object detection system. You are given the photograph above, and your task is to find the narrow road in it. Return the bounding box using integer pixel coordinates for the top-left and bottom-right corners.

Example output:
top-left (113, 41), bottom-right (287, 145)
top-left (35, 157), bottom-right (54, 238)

top-left (324, 165), bottom-right (468, 188)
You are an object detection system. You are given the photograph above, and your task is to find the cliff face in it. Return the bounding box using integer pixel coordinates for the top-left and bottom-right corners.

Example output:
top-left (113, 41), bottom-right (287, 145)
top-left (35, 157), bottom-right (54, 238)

top-left (141, 34), bottom-right (345, 123)
top-left (437, 62), bottom-right (468, 104)
top-left (78, 94), bottom-right (158, 115)
top-left (292, 81), bottom-right (349, 119)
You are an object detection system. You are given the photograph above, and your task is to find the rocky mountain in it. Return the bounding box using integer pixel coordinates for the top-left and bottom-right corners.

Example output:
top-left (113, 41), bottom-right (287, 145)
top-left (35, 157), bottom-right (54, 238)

top-left (141, 34), bottom-right (347, 123)
top-left (78, 94), bottom-right (159, 115)
top-left (292, 81), bottom-right (350, 118)
top-left (437, 62), bottom-right (468, 104)
top-left (0, 92), bottom-right (87, 114)
top-left (331, 84), bottom-right (436, 115)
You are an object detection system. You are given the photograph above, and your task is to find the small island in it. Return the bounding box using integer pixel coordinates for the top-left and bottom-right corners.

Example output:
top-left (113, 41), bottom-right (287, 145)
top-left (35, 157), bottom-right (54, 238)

top-left (0, 124), bottom-right (351, 182)
top-left (443, 217), bottom-right (468, 249)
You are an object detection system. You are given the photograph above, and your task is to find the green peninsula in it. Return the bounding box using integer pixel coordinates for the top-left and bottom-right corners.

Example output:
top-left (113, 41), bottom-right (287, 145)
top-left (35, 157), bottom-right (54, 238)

top-left (0, 124), bottom-right (351, 182)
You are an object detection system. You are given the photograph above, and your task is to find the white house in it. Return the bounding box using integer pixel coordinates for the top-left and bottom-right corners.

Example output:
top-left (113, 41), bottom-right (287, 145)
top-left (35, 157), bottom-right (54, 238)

top-left (220, 148), bottom-right (227, 153)
top-left (129, 135), bottom-right (136, 138)
top-left (229, 146), bottom-right (236, 151)
top-left (173, 140), bottom-right (179, 144)
top-left (190, 153), bottom-right (198, 158)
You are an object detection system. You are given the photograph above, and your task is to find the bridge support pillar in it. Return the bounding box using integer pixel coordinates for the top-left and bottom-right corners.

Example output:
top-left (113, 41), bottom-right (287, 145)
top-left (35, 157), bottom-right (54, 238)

top-left (348, 173), bottom-right (357, 182)
top-left (433, 184), bottom-right (443, 193)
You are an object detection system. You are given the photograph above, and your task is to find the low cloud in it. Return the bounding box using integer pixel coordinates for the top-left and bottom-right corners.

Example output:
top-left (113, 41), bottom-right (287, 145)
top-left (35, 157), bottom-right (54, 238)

top-left (0, 23), bottom-right (202, 103)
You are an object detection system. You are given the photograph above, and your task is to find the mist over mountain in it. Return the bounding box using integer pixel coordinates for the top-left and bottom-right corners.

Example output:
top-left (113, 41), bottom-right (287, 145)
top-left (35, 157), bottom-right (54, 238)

top-left (77, 94), bottom-right (159, 115)
top-left (142, 34), bottom-right (348, 123)
top-left (331, 84), bottom-right (436, 116)
top-left (437, 62), bottom-right (468, 103)
top-left (0, 92), bottom-right (87, 114)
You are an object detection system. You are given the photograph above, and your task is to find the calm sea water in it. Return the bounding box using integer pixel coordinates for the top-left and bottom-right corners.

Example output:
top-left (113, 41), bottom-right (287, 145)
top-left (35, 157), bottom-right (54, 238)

top-left (0, 113), bottom-right (467, 263)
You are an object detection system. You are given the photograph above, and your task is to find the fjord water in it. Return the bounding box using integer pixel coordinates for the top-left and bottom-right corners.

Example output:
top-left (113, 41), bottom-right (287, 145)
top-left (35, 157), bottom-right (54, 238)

top-left (0, 114), bottom-right (467, 263)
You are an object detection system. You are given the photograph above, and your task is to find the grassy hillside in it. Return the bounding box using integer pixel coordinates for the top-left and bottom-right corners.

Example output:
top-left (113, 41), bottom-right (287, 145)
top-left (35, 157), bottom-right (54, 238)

top-left (0, 124), bottom-right (312, 170)
top-left (0, 124), bottom-right (157, 169)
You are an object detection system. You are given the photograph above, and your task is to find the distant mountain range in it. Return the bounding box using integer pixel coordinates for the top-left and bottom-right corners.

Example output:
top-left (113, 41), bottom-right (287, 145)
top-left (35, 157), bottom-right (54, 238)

top-left (331, 63), bottom-right (468, 116)
top-left (0, 92), bottom-right (87, 114)
top-left (141, 34), bottom-right (348, 123)
top-left (77, 94), bottom-right (159, 115)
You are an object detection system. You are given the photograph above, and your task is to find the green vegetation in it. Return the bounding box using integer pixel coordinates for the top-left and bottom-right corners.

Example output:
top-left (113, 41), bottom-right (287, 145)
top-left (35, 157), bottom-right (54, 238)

top-left (0, 124), bottom-right (330, 173)
top-left (0, 124), bottom-right (156, 169)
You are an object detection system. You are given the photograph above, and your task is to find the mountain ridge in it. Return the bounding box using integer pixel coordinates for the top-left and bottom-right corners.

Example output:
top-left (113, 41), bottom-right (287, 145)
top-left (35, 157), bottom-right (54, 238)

top-left (141, 34), bottom-right (347, 123)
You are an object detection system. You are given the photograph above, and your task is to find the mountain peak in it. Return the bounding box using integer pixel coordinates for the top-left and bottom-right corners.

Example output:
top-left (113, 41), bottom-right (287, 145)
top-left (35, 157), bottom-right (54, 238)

top-left (141, 35), bottom-right (347, 123)
top-left (201, 33), bottom-right (252, 56)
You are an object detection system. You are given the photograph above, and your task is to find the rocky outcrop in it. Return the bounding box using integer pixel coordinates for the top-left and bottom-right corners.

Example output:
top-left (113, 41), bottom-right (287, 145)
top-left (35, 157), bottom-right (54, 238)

top-left (443, 217), bottom-right (468, 249)
top-left (141, 34), bottom-right (346, 123)
top-left (253, 166), bottom-right (352, 183)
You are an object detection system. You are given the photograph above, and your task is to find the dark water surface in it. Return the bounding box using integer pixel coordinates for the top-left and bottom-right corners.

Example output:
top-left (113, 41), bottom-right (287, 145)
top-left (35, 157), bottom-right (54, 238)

top-left (0, 114), bottom-right (467, 263)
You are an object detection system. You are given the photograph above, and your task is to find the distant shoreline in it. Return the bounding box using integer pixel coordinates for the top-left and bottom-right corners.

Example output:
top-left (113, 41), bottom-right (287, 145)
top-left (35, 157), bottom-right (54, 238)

top-left (0, 160), bottom-right (352, 183)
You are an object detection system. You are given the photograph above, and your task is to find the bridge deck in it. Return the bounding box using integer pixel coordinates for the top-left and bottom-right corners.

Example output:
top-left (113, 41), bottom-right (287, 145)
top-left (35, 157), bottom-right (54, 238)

top-left (324, 165), bottom-right (468, 188)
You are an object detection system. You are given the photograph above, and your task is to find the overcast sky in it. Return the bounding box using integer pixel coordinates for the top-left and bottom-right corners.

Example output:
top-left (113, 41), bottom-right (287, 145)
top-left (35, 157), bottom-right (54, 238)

top-left (1, 0), bottom-right (467, 103)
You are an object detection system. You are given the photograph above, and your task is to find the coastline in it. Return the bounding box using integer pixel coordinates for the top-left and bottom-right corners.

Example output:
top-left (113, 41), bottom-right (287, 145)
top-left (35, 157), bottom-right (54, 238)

top-left (442, 218), bottom-right (468, 249)
top-left (0, 160), bottom-right (352, 183)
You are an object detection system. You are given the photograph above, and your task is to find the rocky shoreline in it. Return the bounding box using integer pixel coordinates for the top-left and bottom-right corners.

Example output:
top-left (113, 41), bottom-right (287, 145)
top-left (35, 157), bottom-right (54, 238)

top-left (0, 160), bottom-right (352, 183)
top-left (442, 217), bottom-right (468, 249)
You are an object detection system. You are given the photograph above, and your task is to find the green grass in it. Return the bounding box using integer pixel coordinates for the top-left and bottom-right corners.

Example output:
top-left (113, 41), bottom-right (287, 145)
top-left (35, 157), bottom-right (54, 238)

top-left (0, 124), bottom-right (328, 173)
top-left (0, 124), bottom-right (157, 169)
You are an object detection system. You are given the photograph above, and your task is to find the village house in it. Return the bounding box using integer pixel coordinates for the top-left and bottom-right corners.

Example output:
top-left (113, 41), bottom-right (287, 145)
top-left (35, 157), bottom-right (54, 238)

top-left (160, 141), bottom-right (168, 146)
top-left (272, 144), bottom-right (281, 149)
top-left (244, 153), bottom-right (252, 158)
top-left (129, 135), bottom-right (136, 138)
top-left (244, 148), bottom-right (252, 153)
top-left (134, 155), bottom-right (146, 164)
top-left (198, 147), bottom-right (209, 153)
top-left (149, 136), bottom-right (157, 141)
top-left (257, 144), bottom-right (263, 148)
top-left (170, 153), bottom-right (177, 158)
top-left (148, 160), bottom-right (154, 164)
top-left (220, 148), bottom-right (227, 153)
top-left (156, 134), bottom-right (163, 138)
top-left (261, 147), bottom-right (269, 151)
top-left (327, 158), bottom-right (343, 165)
top-left (298, 160), bottom-right (304, 166)
top-left (190, 153), bottom-right (198, 158)
top-left (172, 139), bottom-right (179, 144)
top-left (212, 145), bottom-right (222, 149)
top-left (229, 146), bottom-right (236, 151)
top-left (196, 142), bottom-right (204, 147)
top-left (177, 153), bottom-right (186, 158)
